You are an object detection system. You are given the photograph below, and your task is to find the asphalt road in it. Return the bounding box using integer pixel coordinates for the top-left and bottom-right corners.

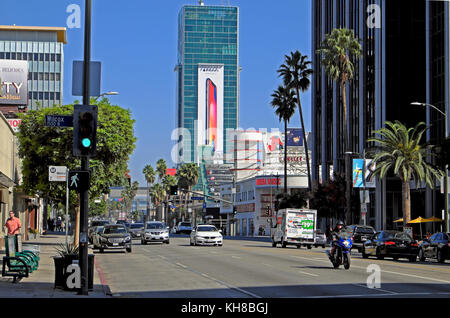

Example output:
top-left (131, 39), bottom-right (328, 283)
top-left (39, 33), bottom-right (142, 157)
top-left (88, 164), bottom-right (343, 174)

top-left (93, 236), bottom-right (450, 298)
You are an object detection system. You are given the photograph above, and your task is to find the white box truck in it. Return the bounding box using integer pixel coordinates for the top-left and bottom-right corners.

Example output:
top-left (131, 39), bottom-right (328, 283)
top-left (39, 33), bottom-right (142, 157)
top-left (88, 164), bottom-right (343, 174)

top-left (270, 209), bottom-right (317, 249)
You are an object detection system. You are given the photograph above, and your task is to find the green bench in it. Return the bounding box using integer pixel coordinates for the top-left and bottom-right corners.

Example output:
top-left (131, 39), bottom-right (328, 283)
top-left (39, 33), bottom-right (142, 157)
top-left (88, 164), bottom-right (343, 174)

top-left (2, 235), bottom-right (40, 282)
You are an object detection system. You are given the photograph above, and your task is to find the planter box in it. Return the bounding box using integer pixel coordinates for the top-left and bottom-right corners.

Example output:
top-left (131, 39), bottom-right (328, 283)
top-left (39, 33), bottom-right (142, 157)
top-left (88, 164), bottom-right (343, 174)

top-left (53, 254), bottom-right (94, 291)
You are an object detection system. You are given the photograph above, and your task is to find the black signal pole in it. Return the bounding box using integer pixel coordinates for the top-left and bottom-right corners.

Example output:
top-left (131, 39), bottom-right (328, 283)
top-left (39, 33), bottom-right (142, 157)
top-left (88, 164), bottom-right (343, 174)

top-left (79, 0), bottom-right (92, 296)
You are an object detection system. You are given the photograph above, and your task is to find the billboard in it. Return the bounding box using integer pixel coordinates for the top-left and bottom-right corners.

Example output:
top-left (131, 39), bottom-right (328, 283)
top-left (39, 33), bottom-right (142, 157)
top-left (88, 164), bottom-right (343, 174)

top-left (353, 159), bottom-right (364, 188)
top-left (0, 60), bottom-right (28, 105)
top-left (197, 64), bottom-right (224, 157)
top-left (286, 128), bottom-right (304, 147)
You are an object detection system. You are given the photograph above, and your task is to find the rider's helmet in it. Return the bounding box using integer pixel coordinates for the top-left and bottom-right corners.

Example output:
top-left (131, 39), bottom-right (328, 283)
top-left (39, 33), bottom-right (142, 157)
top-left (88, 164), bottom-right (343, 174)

top-left (336, 221), bottom-right (344, 230)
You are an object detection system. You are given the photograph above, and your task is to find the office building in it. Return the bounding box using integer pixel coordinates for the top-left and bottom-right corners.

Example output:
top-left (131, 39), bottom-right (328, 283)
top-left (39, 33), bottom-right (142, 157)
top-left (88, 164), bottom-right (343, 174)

top-left (175, 4), bottom-right (239, 164)
top-left (0, 25), bottom-right (67, 113)
top-left (311, 0), bottom-right (450, 230)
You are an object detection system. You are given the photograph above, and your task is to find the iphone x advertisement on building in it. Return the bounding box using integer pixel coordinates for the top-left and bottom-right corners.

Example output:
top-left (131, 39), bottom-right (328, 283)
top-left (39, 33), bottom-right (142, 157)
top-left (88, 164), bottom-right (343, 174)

top-left (197, 64), bottom-right (224, 159)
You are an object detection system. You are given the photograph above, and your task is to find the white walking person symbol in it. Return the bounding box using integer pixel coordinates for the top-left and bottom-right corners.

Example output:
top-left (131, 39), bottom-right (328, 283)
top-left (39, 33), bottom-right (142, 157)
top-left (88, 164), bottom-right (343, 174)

top-left (70, 173), bottom-right (79, 188)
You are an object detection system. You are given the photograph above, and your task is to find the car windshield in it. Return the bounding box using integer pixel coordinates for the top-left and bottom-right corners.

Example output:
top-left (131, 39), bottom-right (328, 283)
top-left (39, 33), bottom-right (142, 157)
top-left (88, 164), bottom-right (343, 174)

top-left (197, 226), bottom-right (217, 232)
top-left (91, 221), bottom-right (108, 227)
top-left (130, 223), bottom-right (144, 229)
top-left (96, 226), bottom-right (104, 233)
top-left (394, 232), bottom-right (413, 241)
top-left (355, 227), bottom-right (375, 234)
top-left (103, 227), bottom-right (127, 234)
top-left (147, 223), bottom-right (164, 229)
top-left (180, 223), bottom-right (191, 227)
top-left (381, 231), bottom-right (396, 240)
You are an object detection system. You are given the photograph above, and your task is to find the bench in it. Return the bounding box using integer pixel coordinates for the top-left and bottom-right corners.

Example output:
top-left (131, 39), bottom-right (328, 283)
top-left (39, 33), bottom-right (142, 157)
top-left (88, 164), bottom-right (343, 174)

top-left (2, 235), bottom-right (40, 282)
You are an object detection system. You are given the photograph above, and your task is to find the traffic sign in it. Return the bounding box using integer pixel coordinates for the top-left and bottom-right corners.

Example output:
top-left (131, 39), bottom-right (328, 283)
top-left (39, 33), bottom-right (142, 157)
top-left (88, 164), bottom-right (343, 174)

top-left (191, 196), bottom-right (204, 201)
top-left (49, 166), bottom-right (67, 182)
top-left (45, 115), bottom-right (73, 128)
top-left (68, 171), bottom-right (90, 193)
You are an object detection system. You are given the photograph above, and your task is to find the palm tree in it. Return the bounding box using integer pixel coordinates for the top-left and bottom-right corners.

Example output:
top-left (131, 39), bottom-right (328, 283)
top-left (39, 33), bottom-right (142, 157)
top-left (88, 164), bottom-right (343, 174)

top-left (367, 121), bottom-right (443, 229)
top-left (156, 159), bottom-right (167, 182)
top-left (278, 51), bottom-right (313, 190)
top-left (271, 85), bottom-right (297, 194)
top-left (176, 163), bottom-right (199, 224)
top-left (143, 165), bottom-right (156, 223)
top-left (150, 183), bottom-right (166, 221)
top-left (317, 28), bottom-right (362, 223)
top-left (162, 174), bottom-right (178, 223)
top-left (121, 181), bottom-right (139, 220)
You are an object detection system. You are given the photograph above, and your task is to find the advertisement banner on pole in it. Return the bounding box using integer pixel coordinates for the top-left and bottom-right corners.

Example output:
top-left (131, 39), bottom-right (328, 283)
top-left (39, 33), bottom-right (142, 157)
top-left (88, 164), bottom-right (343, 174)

top-left (353, 159), bottom-right (364, 188)
top-left (197, 64), bottom-right (224, 159)
top-left (0, 60), bottom-right (28, 105)
top-left (365, 159), bottom-right (377, 188)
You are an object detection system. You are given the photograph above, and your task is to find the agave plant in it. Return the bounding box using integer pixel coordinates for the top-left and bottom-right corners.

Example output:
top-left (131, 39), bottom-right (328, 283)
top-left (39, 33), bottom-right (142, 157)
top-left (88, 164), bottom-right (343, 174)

top-left (55, 242), bottom-right (79, 258)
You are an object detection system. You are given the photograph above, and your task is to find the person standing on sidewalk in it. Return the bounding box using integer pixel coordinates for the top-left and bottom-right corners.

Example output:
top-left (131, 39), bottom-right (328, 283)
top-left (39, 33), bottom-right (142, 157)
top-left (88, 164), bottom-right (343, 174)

top-left (4, 211), bottom-right (21, 236)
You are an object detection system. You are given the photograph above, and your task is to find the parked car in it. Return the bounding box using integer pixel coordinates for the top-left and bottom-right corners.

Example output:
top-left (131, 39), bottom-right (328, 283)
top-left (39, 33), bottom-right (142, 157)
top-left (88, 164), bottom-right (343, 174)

top-left (88, 220), bottom-right (109, 243)
top-left (176, 222), bottom-right (193, 234)
top-left (128, 223), bottom-right (144, 239)
top-left (88, 226), bottom-right (104, 244)
top-left (141, 222), bottom-right (170, 245)
top-left (190, 225), bottom-right (223, 246)
top-left (116, 220), bottom-right (130, 228)
top-left (313, 229), bottom-right (327, 248)
top-left (362, 230), bottom-right (418, 262)
top-left (93, 224), bottom-right (132, 253)
top-left (418, 232), bottom-right (450, 263)
top-left (344, 225), bottom-right (376, 252)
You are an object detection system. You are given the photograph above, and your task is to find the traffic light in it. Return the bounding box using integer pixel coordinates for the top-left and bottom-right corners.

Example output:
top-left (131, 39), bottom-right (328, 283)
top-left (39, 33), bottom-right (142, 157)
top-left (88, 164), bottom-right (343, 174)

top-left (233, 207), bottom-right (237, 216)
top-left (73, 105), bottom-right (98, 157)
top-left (266, 206), bottom-right (271, 217)
top-left (169, 186), bottom-right (178, 195)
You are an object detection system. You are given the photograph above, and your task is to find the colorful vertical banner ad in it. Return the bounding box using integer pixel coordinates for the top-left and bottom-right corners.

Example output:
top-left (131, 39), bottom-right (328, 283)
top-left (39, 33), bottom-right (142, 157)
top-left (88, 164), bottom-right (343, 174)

top-left (353, 159), bottom-right (364, 188)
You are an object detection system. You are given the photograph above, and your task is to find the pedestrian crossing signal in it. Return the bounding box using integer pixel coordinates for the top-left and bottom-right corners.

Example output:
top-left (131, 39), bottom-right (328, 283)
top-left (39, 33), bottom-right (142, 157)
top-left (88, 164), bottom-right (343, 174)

top-left (68, 170), bottom-right (90, 193)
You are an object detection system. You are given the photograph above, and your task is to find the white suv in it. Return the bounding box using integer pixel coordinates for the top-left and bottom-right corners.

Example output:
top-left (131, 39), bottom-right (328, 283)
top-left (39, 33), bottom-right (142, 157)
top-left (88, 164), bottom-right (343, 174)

top-left (141, 222), bottom-right (170, 245)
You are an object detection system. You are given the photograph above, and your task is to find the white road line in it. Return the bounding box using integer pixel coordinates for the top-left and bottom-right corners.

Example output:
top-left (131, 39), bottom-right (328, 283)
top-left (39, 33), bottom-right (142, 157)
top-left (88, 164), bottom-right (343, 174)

top-left (306, 292), bottom-right (434, 298)
top-left (176, 263), bottom-right (187, 269)
top-left (232, 256), bottom-right (241, 259)
top-left (298, 271), bottom-right (319, 277)
top-left (351, 283), bottom-right (397, 295)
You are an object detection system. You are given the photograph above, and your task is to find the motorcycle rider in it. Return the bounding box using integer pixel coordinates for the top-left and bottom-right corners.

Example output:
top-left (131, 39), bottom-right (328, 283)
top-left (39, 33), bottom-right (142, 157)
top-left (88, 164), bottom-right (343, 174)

top-left (328, 221), bottom-right (345, 262)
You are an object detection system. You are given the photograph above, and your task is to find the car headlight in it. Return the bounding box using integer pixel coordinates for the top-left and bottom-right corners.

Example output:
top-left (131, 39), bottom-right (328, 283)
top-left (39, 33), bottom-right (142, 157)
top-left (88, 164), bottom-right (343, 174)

top-left (124, 236), bottom-right (131, 242)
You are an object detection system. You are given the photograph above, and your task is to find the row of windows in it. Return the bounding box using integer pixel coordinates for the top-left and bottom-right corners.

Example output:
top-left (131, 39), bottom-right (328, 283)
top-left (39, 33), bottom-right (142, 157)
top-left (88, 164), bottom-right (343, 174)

top-left (28, 72), bottom-right (61, 81)
top-left (29, 91), bottom-right (61, 100)
top-left (185, 19), bottom-right (237, 26)
top-left (235, 190), bottom-right (255, 203)
top-left (0, 52), bottom-right (61, 61)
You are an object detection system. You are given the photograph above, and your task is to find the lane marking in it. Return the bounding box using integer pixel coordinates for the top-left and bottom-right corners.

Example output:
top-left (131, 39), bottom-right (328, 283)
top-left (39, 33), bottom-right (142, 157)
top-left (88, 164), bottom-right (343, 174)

top-left (176, 263), bottom-right (187, 269)
top-left (351, 283), bottom-right (397, 295)
top-left (298, 271), bottom-right (319, 277)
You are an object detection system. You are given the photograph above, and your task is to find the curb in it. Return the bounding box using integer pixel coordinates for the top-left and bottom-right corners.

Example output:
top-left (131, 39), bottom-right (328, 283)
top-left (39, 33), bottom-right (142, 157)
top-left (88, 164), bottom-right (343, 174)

top-left (94, 256), bottom-right (113, 297)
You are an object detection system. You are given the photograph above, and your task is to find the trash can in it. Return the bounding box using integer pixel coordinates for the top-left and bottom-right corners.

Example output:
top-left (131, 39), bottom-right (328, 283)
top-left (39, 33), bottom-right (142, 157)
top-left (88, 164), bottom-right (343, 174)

top-left (53, 254), bottom-right (94, 291)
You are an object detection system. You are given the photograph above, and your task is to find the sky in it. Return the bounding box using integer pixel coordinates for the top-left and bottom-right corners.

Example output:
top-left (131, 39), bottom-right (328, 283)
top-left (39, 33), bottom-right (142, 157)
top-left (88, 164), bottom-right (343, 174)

top-left (1, 0), bottom-right (312, 186)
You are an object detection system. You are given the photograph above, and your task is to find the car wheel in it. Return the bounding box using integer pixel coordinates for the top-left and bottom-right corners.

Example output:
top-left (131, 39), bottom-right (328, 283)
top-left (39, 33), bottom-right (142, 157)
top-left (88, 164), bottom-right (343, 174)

top-left (376, 247), bottom-right (384, 260)
top-left (409, 256), bottom-right (417, 262)
top-left (281, 239), bottom-right (287, 248)
top-left (190, 240), bottom-right (194, 246)
top-left (418, 248), bottom-right (425, 261)
top-left (307, 245), bottom-right (312, 250)
top-left (393, 256), bottom-right (399, 261)
top-left (437, 249), bottom-right (445, 263)
top-left (297, 245), bottom-right (301, 249)
top-left (99, 248), bottom-right (104, 253)
top-left (322, 245), bottom-right (326, 249)
top-left (126, 247), bottom-right (132, 253)
top-left (272, 239), bottom-right (277, 248)
top-left (165, 240), bottom-right (170, 244)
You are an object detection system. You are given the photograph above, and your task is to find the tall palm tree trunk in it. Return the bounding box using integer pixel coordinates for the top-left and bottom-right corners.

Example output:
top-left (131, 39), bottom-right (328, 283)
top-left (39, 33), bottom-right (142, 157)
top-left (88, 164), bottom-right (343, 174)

top-left (341, 80), bottom-right (352, 224)
top-left (284, 119), bottom-right (288, 193)
top-left (295, 88), bottom-right (312, 191)
top-left (402, 180), bottom-right (411, 229)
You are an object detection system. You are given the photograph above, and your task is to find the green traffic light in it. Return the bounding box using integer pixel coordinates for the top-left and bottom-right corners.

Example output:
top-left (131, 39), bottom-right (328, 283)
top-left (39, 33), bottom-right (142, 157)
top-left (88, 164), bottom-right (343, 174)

top-left (82, 138), bottom-right (92, 148)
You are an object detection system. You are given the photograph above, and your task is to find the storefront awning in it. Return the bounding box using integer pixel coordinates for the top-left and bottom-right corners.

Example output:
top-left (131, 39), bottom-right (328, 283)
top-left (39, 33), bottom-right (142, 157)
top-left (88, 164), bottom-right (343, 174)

top-left (0, 171), bottom-right (15, 188)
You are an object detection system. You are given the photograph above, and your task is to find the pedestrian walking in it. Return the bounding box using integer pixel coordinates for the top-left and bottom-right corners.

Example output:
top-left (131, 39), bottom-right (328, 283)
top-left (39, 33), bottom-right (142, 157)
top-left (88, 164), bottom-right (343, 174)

top-left (4, 211), bottom-right (21, 236)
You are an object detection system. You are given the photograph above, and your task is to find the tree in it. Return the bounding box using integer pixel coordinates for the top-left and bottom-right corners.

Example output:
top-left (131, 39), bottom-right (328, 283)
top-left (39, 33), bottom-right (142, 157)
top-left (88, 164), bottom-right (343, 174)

top-left (156, 159), bottom-right (168, 182)
top-left (271, 85), bottom-right (297, 194)
top-left (161, 174), bottom-right (178, 223)
top-left (367, 121), bottom-right (443, 228)
top-left (150, 183), bottom-right (166, 221)
top-left (143, 165), bottom-right (156, 223)
top-left (17, 98), bottom-right (136, 209)
top-left (121, 181), bottom-right (139, 219)
top-left (278, 51), bottom-right (313, 190)
top-left (176, 163), bottom-right (199, 223)
top-left (275, 191), bottom-right (309, 211)
top-left (317, 28), bottom-right (362, 223)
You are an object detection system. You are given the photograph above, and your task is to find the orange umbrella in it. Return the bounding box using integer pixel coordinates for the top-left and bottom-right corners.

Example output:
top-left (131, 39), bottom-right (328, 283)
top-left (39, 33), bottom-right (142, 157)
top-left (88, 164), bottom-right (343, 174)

top-left (393, 218), bottom-right (404, 223)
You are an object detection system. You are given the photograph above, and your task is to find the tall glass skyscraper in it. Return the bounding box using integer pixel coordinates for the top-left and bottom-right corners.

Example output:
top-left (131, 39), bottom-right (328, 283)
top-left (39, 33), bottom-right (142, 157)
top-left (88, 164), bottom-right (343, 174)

top-left (312, 0), bottom-right (450, 231)
top-left (0, 26), bottom-right (66, 111)
top-left (176, 5), bottom-right (239, 164)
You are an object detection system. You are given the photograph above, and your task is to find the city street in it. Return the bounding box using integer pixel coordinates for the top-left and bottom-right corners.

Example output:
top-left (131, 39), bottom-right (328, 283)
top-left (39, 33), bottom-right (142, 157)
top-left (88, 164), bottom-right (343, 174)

top-left (95, 236), bottom-right (450, 298)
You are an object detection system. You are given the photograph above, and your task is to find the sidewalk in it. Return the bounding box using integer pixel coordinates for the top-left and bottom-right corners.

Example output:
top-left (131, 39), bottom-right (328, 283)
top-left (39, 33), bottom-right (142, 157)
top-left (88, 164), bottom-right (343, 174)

top-left (0, 232), bottom-right (110, 298)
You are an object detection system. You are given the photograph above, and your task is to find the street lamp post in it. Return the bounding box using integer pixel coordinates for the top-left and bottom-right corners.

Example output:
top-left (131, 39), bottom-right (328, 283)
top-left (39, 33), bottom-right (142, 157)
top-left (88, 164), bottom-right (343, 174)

top-left (94, 91), bottom-right (119, 101)
top-left (411, 102), bottom-right (448, 232)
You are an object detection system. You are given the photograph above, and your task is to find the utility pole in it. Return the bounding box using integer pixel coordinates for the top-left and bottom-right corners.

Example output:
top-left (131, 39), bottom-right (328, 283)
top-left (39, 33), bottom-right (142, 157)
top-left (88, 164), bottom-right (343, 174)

top-left (78, 0), bottom-right (92, 296)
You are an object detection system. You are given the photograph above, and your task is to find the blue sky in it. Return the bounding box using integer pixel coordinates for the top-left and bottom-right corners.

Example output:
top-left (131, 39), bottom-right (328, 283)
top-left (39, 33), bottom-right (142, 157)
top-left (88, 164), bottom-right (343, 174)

top-left (1, 0), bottom-right (312, 186)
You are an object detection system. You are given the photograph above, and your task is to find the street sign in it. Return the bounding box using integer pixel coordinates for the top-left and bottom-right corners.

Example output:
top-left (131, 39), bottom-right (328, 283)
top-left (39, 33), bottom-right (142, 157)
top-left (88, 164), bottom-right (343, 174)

top-left (45, 115), bottom-right (73, 128)
top-left (49, 166), bottom-right (67, 182)
top-left (68, 171), bottom-right (90, 193)
top-left (191, 197), bottom-right (204, 201)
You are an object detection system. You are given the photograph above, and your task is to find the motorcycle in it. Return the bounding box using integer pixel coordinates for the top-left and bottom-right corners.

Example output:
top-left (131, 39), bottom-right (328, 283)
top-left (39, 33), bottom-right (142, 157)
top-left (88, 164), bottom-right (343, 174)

top-left (327, 235), bottom-right (352, 270)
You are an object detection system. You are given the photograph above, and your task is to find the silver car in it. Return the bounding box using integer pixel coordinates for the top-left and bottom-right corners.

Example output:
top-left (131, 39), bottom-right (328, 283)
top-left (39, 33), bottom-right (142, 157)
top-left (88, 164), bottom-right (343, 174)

top-left (141, 222), bottom-right (170, 245)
